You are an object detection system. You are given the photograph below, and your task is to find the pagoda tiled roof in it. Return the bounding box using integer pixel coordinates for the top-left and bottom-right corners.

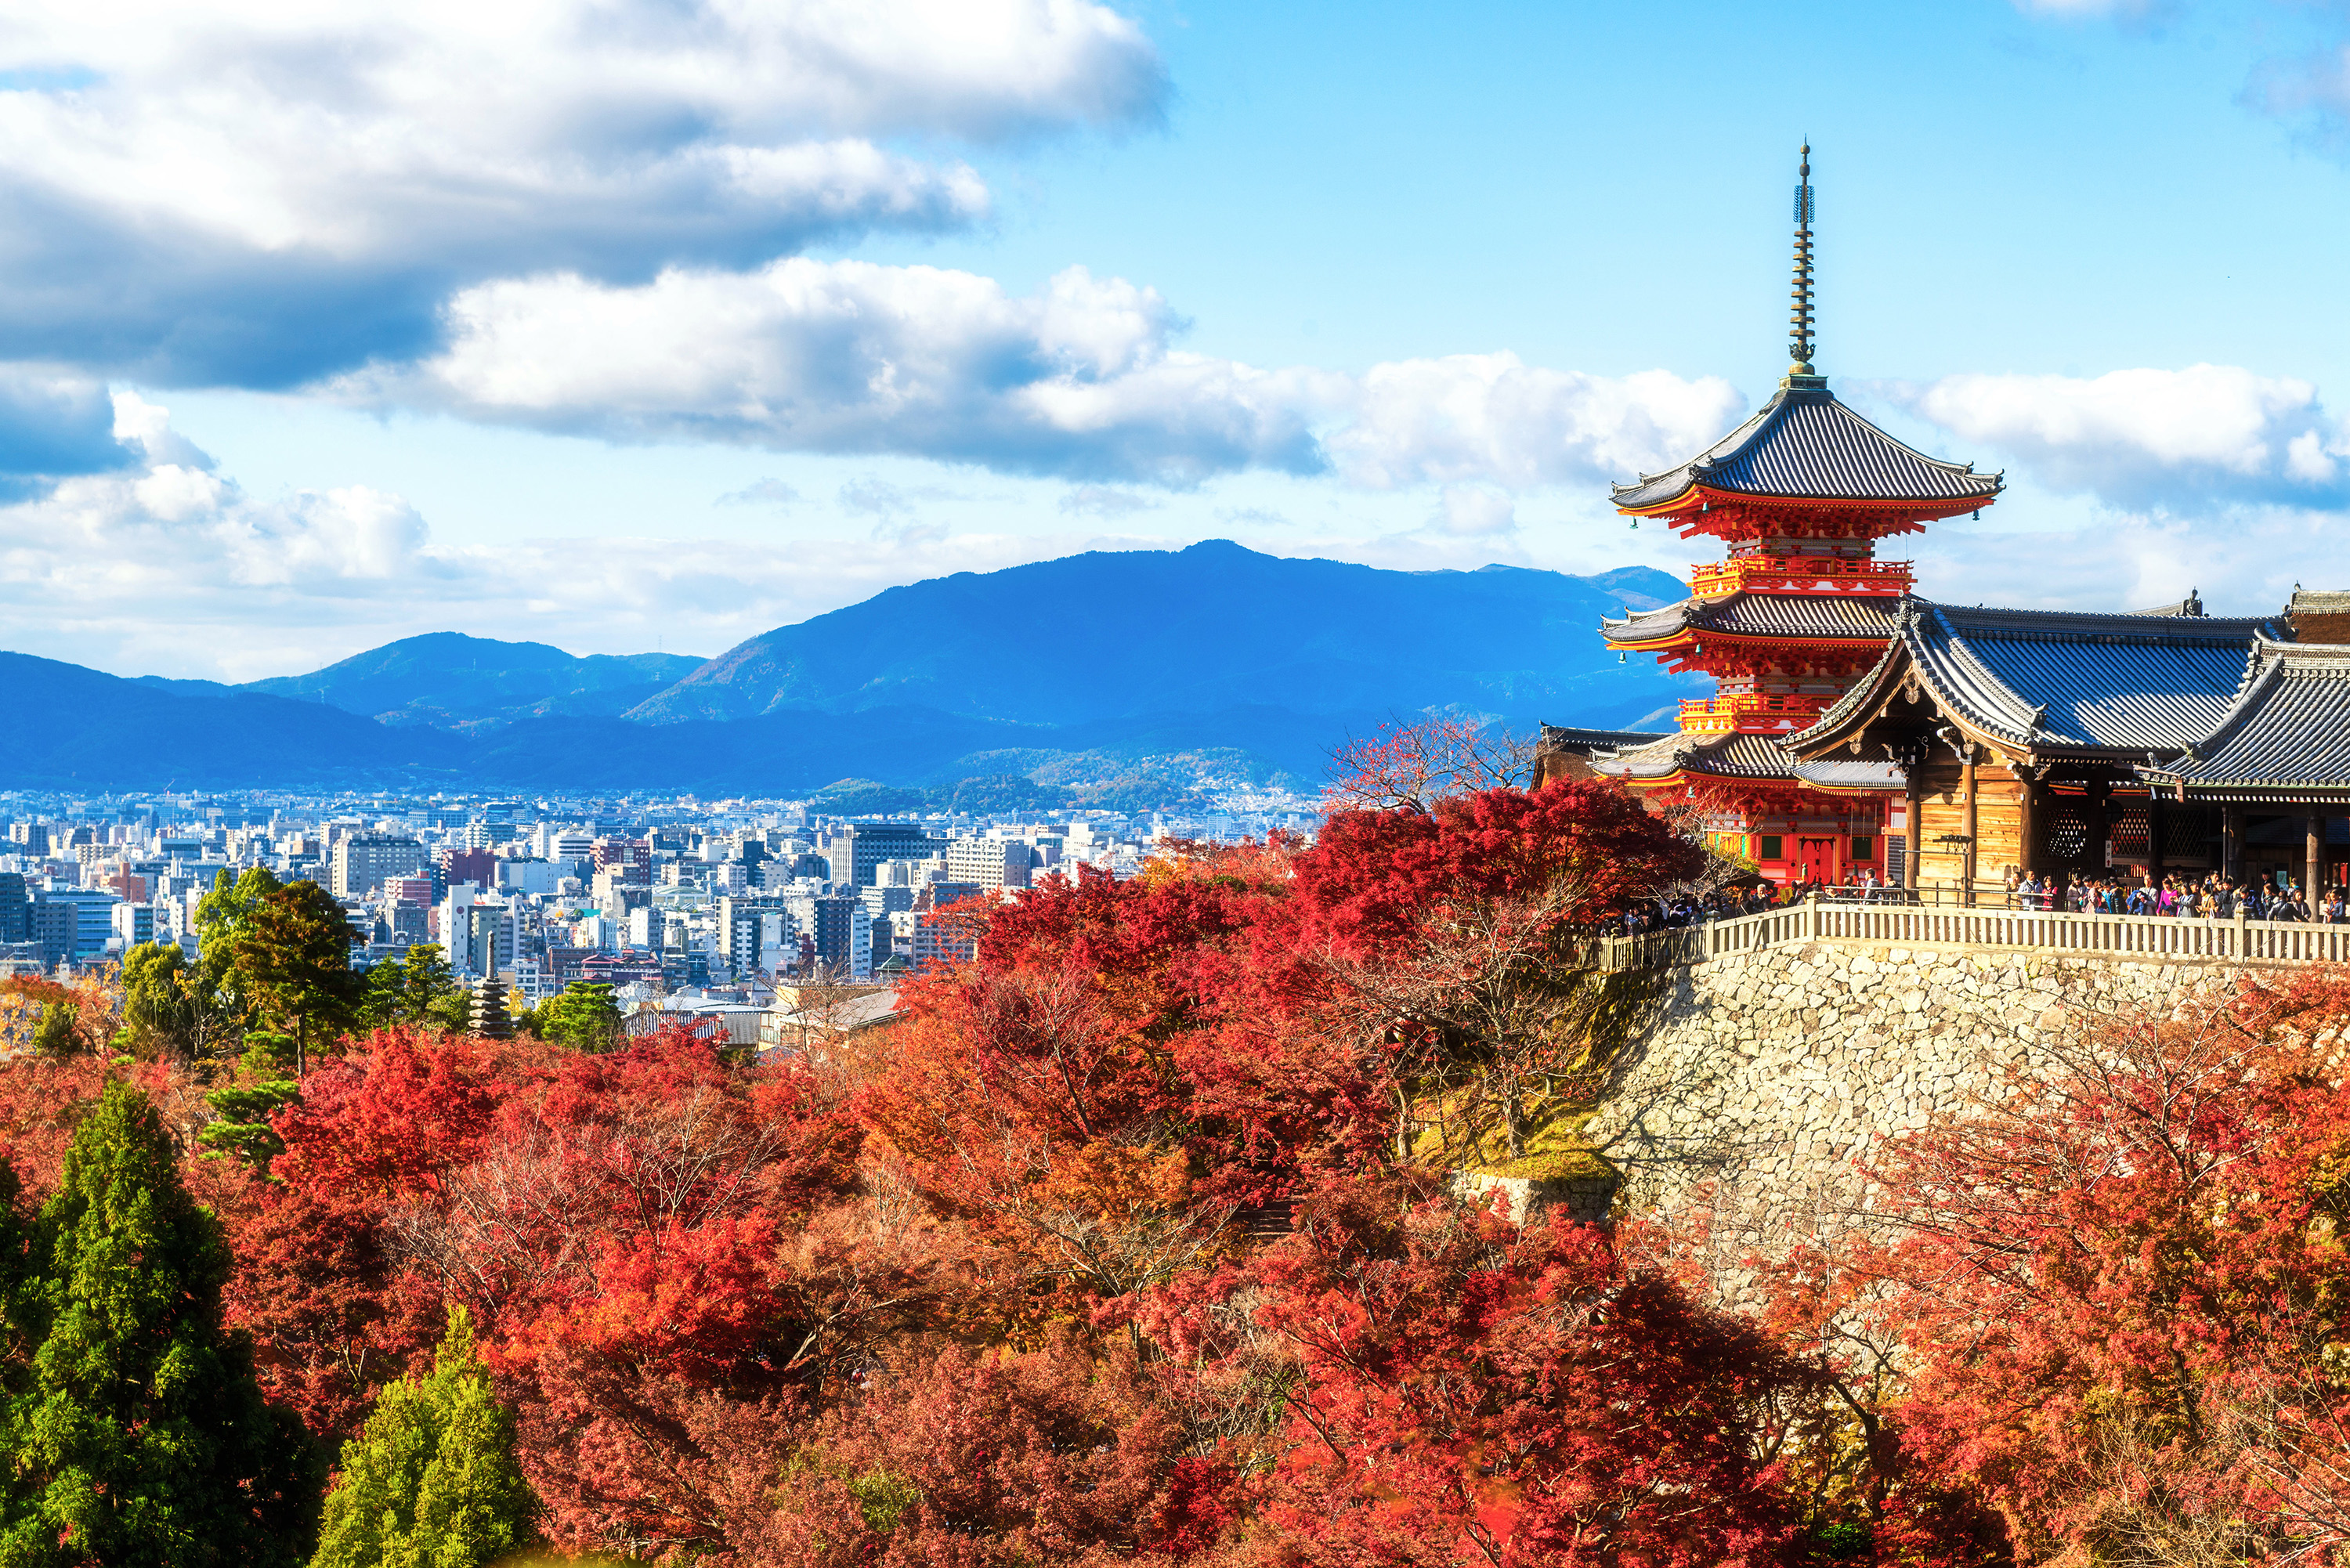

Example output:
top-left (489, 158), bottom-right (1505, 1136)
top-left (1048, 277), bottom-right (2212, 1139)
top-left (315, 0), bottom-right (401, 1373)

top-left (1604, 589), bottom-right (1900, 646)
top-left (1791, 598), bottom-right (2287, 758)
top-left (2146, 641), bottom-right (2350, 800)
top-left (1612, 385), bottom-right (2004, 512)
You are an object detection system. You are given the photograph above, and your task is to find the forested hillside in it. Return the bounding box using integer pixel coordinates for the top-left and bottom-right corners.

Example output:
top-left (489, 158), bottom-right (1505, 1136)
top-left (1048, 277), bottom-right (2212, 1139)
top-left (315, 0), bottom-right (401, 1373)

top-left (6, 776), bottom-right (2350, 1566)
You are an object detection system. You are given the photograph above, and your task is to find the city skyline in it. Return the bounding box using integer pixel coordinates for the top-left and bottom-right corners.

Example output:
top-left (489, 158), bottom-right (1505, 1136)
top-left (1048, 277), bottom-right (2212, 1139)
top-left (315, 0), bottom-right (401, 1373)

top-left (4, 0), bottom-right (2349, 679)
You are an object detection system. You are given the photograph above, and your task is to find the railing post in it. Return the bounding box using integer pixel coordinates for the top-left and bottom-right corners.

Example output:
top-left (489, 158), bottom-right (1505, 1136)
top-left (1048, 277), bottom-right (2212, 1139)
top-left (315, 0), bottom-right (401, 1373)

top-left (2235, 906), bottom-right (2247, 960)
top-left (1804, 892), bottom-right (1819, 943)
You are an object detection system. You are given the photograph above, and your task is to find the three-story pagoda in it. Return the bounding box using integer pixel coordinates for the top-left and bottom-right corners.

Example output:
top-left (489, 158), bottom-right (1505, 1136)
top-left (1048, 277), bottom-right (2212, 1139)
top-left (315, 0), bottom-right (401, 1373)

top-left (1578, 146), bottom-right (2003, 887)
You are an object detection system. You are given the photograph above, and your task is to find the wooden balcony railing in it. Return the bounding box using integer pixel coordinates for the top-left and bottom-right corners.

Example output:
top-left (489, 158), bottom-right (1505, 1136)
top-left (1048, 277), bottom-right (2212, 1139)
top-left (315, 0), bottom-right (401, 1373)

top-left (1676, 692), bottom-right (1838, 735)
top-left (1688, 558), bottom-right (1914, 600)
top-left (1599, 898), bottom-right (2350, 973)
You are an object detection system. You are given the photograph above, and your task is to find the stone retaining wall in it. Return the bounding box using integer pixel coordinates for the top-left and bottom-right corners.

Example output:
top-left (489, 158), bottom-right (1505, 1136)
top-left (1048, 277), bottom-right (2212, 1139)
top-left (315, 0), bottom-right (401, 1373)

top-left (1580, 941), bottom-right (2264, 1253)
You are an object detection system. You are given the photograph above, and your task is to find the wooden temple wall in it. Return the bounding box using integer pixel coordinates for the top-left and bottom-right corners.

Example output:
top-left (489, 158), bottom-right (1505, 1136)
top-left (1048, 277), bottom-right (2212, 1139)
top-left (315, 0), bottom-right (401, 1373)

top-left (1909, 755), bottom-right (2026, 894)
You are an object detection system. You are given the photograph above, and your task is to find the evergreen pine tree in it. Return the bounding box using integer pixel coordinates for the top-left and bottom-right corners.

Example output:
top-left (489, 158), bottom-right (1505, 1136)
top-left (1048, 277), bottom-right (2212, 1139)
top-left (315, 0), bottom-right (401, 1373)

top-left (310, 1306), bottom-right (536, 1568)
top-left (0, 1080), bottom-right (323, 1567)
top-left (197, 1031), bottom-right (303, 1172)
top-left (0, 1162), bottom-right (38, 1409)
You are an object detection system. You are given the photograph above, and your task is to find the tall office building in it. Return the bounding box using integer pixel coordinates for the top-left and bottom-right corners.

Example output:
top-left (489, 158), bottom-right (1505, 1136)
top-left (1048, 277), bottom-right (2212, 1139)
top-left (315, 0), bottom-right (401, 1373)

top-left (30, 901), bottom-right (74, 970)
top-left (0, 873), bottom-right (28, 942)
top-left (332, 836), bottom-right (427, 898)
top-left (38, 890), bottom-right (121, 960)
top-left (821, 823), bottom-right (945, 890)
top-left (790, 894), bottom-right (872, 979)
top-left (459, 901), bottom-right (517, 978)
top-left (718, 895), bottom-right (793, 978)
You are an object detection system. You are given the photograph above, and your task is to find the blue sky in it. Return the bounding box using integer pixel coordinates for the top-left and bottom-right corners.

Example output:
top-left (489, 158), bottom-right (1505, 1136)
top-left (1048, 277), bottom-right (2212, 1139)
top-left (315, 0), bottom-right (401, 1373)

top-left (6, 0), bottom-right (2350, 679)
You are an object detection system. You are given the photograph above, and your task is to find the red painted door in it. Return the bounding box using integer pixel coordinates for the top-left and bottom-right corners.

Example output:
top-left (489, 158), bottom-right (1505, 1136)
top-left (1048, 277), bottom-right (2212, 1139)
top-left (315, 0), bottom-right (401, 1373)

top-left (1798, 837), bottom-right (1838, 885)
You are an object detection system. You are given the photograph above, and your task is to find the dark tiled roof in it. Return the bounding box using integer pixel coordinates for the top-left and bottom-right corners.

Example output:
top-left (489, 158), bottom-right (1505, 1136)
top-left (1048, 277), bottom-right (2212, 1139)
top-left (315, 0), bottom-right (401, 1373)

top-left (1588, 731), bottom-right (1797, 782)
top-left (1792, 598), bottom-right (2285, 754)
top-left (1538, 725), bottom-right (1672, 757)
top-left (1792, 759), bottom-right (1904, 790)
top-left (2154, 641), bottom-right (2350, 795)
top-left (1612, 385), bottom-right (2004, 511)
top-left (1605, 591), bottom-right (1900, 645)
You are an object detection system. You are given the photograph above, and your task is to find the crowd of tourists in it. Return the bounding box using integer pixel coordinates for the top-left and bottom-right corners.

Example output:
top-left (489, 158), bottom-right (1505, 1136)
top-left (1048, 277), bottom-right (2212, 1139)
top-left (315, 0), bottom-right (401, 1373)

top-left (2012, 871), bottom-right (2348, 922)
top-left (1617, 880), bottom-right (1827, 933)
top-left (1614, 869), bottom-right (2348, 934)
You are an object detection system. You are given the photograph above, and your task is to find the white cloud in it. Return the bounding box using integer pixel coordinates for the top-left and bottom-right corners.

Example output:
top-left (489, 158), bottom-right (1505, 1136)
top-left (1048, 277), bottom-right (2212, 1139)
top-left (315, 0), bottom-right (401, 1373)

top-left (1913, 506), bottom-right (2330, 623)
top-left (0, 395), bottom-right (1144, 678)
top-left (1879, 365), bottom-right (2350, 509)
top-left (0, 0), bottom-right (1162, 382)
top-left (1434, 483), bottom-right (1517, 537)
top-left (363, 258), bottom-right (1738, 490)
top-left (1328, 354), bottom-right (1744, 490)
top-left (377, 258), bottom-right (1335, 483)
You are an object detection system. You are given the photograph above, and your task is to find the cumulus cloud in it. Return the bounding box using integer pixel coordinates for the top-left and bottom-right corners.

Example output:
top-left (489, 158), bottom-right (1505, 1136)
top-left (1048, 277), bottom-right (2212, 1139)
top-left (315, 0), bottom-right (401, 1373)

top-left (360, 258), bottom-right (1737, 489)
top-left (0, 0), bottom-right (1162, 384)
top-left (1879, 365), bottom-right (2350, 510)
top-left (0, 396), bottom-right (1159, 679)
top-left (1913, 508), bottom-right (2334, 623)
top-left (1434, 483), bottom-right (1517, 537)
top-left (1327, 354), bottom-right (1744, 490)
top-left (381, 260), bottom-right (1332, 485)
top-left (0, 370), bottom-right (143, 499)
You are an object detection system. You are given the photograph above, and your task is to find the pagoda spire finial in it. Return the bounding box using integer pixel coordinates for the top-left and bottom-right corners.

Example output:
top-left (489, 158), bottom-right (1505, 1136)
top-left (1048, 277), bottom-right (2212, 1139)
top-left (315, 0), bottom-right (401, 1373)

top-left (1788, 140), bottom-right (1818, 383)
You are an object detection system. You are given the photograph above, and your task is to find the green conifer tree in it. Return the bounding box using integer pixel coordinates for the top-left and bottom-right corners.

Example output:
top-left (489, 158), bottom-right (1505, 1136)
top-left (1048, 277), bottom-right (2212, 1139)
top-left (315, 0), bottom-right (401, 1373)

top-left (0, 1080), bottom-right (323, 1567)
top-left (0, 1162), bottom-right (38, 1408)
top-left (310, 1306), bottom-right (537, 1568)
top-left (197, 1031), bottom-right (304, 1172)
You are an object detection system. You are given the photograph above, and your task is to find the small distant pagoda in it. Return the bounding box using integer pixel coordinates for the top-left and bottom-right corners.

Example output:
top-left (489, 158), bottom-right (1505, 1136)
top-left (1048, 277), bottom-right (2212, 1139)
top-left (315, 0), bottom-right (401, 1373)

top-left (1557, 146), bottom-right (2003, 887)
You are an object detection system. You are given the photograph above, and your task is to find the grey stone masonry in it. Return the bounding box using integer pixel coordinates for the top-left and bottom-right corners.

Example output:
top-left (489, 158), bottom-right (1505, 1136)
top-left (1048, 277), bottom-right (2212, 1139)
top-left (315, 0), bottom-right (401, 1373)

top-left (1582, 941), bottom-right (2262, 1253)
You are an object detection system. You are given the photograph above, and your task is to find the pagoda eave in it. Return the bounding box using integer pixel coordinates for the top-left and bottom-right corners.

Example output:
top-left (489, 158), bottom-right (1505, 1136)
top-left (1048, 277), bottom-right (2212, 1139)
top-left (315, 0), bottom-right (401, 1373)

top-left (1614, 769), bottom-right (1814, 807)
top-left (1616, 486), bottom-right (1992, 540)
top-left (1603, 630), bottom-right (1898, 657)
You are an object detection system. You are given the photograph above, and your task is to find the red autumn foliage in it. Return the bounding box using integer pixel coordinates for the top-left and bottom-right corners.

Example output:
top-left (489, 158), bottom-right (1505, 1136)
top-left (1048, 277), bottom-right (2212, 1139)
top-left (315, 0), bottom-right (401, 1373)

top-left (65, 779), bottom-right (2350, 1568)
top-left (1856, 971), bottom-right (2350, 1566)
top-left (270, 1024), bottom-right (513, 1201)
top-left (1231, 1176), bottom-right (1811, 1568)
top-left (216, 1174), bottom-right (443, 1443)
top-left (1291, 780), bottom-right (1701, 958)
top-left (0, 1053), bottom-right (186, 1196)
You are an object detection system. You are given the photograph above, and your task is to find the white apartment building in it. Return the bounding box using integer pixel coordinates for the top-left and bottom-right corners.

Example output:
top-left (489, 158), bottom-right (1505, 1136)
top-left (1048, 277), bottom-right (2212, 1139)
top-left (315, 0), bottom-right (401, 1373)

top-left (496, 857), bottom-right (557, 897)
top-left (945, 837), bottom-right (1032, 891)
top-left (110, 901), bottom-right (157, 949)
top-left (332, 836), bottom-right (427, 898)
top-left (718, 895), bottom-right (796, 979)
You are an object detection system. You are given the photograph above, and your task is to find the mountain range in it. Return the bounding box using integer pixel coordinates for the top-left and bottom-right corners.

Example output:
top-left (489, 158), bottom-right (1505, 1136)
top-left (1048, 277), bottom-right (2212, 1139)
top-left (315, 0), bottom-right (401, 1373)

top-left (6, 542), bottom-right (1696, 797)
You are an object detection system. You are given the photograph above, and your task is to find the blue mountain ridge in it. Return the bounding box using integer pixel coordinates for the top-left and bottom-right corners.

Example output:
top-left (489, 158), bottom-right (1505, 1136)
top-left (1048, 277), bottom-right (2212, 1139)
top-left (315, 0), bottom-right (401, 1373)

top-left (5, 543), bottom-right (1697, 793)
top-left (630, 540), bottom-right (1687, 727)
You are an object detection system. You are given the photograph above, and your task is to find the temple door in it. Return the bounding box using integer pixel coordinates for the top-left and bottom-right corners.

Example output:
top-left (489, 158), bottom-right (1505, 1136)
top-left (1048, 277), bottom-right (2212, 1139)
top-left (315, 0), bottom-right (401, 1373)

top-left (1798, 836), bottom-right (1838, 885)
